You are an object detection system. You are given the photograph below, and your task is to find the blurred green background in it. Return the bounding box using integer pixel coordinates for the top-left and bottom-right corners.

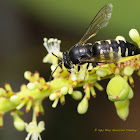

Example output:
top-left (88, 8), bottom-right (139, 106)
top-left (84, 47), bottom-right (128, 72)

top-left (0, 0), bottom-right (140, 140)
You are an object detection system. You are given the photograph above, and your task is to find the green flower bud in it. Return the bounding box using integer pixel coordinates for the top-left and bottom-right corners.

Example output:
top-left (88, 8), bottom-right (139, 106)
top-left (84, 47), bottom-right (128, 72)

top-left (68, 87), bottom-right (73, 94)
top-left (10, 95), bottom-right (21, 105)
top-left (94, 82), bottom-right (104, 91)
top-left (71, 91), bottom-right (82, 100)
top-left (27, 83), bottom-right (35, 90)
top-left (127, 86), bottom-right (134, 99)
top-left (34, 71), bottom-right (40, 80)
top-left (5, 83), bottom-right (12, 91)
top-left (0, 88), bottom-right (6, 96)
top-left (96, 68), bottom-right (108, 77)
top-left (77, 98), bottom-right (88, 114)
top-left (13, 114), bottom-right (25, 131)
top-left (60, 87), bottom-right (68, 95)
top-left (129, 29), bottom-right (140, 43)
top-left (26, 100), bottom-right (32, 112)
top-left (20, 84), bottom-right (27, 91)
top-left (60, 95), bottom-right (65, 105)
top-left (107, 76), bottom-right (129, 101)
top-left (52, 98), bottom-right (59, 108)
top-left (24, 71), bottom-right (31, 80)
top-left (128, 76), bottom-right (134, 87)
top-left (16, 101), bottom-right (26, 110)
top-left (114, 99), bottom-right (129, 120)
top-left (39, 77), bottom-right (46, 85)
top-left (124, 67), bottom-right (134, 76)
top-left (49, 93), bottom-right (57, 101)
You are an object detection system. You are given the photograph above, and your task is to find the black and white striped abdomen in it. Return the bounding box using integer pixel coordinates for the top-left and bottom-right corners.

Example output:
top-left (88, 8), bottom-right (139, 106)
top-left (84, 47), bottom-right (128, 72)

top-left (92, 40), bottom-right (140, 57)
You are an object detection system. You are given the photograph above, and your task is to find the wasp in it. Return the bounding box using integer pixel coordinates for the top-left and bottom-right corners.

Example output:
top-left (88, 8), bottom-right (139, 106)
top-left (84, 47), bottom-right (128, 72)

top-left (53, 3), bottom-right (140, 71)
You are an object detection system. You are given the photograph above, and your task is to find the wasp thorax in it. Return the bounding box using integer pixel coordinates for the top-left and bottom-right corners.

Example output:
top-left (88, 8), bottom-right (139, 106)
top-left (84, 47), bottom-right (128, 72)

top-left (69, 44), bottom-right (92, 65)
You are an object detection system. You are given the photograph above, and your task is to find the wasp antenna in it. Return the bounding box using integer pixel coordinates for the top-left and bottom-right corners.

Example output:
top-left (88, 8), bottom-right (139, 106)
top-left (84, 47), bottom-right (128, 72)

top-left (49, 62), bottom-right (62, 81)
top-left (52, 53), bottom-right (62, 61)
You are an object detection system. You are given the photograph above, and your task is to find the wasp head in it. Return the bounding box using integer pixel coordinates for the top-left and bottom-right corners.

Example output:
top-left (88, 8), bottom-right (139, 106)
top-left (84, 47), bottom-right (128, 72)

top-left (62, 51), bottom-right (72, 69)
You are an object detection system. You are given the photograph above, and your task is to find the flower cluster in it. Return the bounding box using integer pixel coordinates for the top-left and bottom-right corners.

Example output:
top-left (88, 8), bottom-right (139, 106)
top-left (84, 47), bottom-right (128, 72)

top-left (42, 29), bottom-right (140, 120)
top-left (0, 29), bottom-right (139, 140)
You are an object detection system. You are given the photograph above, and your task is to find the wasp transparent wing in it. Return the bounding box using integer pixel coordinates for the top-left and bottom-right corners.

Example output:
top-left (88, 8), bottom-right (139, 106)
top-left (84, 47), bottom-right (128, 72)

top-left (80, 52), bottom-right (121, 63)
top-left (78, 3), bottom-right (113, 45)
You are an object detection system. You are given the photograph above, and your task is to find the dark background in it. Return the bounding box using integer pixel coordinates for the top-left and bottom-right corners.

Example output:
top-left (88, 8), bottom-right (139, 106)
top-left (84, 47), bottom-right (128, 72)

top-left (0, 0), bottom-right (140, 140)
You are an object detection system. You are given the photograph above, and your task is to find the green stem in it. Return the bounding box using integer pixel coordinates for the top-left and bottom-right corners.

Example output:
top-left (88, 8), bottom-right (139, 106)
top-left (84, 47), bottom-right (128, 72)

top-left (32, 108), bottom-right (37, 122)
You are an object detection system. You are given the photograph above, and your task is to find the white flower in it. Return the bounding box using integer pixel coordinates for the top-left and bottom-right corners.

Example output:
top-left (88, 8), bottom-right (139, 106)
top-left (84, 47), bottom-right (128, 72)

top-left (43, 38), bottom-right (61, 53)
top-left (43, 38), bottom-right (62, 65)
top-left (87, 63), bottom-right (93, 71)
top-left (70, 63), bottom-right (90, 81)
top-left (70, 65), bottom-right (78, 81)
top-left (78, 64), bottom-right (89, 80)
top-left (25, 121), bottom-right (45, 140)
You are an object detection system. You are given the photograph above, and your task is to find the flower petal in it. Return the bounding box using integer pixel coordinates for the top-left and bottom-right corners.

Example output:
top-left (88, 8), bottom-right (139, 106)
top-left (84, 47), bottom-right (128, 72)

top-left (37, 121), bottom-right (45, 133)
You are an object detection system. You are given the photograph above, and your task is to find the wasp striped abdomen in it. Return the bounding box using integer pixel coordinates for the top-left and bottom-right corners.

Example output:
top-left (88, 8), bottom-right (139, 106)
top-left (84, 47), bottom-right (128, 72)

top-left (93, 40), bottom-right (140, 57)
